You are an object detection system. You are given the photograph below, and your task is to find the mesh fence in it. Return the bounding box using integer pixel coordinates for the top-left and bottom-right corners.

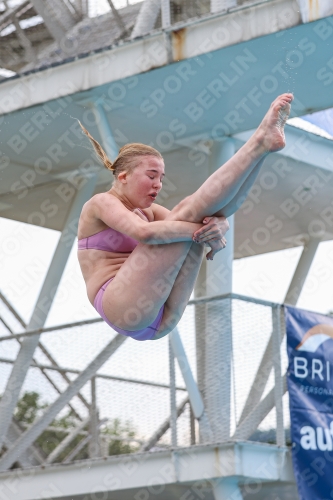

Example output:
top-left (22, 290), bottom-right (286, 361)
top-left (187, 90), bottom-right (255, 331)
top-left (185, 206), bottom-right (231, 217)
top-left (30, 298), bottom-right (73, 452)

top-left (232, 298), bottom-right (272, 429)
top-left (0, 291), bottom-right (305, 468)
top-left (0, 0), bottom-right (274, 76)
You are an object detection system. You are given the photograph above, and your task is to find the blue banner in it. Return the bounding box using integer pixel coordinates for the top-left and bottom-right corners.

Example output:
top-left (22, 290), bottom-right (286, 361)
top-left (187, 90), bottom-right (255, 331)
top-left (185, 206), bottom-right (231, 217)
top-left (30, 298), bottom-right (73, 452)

top-left (285, 306), bottom-right (333, 500)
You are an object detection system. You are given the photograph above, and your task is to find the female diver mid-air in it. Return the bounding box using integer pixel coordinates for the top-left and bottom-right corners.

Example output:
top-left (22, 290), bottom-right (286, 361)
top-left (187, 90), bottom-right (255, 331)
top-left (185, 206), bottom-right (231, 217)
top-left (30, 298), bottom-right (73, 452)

top-left (77, 93), bottom-right (293, 341)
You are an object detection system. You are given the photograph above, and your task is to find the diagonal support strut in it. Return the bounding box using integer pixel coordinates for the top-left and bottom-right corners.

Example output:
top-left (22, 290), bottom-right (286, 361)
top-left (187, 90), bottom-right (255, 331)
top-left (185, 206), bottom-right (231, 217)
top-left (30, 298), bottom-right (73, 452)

top-left (0, 333), bottom-right (127, 471)
top-left (0, 175), bottom-right (97, 453)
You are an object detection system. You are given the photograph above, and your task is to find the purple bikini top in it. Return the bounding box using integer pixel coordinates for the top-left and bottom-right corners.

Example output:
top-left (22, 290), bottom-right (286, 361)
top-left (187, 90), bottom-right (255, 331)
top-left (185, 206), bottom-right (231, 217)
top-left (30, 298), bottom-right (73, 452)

top-left (78, 227), bottom-right (139, 252)
top-left (78, 209), bottom-right (146, 253)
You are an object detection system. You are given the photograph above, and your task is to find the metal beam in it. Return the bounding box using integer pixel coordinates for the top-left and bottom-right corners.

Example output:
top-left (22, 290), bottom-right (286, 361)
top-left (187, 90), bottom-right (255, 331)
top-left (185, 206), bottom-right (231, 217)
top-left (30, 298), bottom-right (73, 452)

top-left (61, 418), bottom-right (107, 464)
top-left (0, 290), bottom-right (26, 328)
top-left (93, 102), bottom-right (119, 162)
top-left (272, 306), bottom-right (285, 447)
top-left (0, 317), bottom-right (103, 342)
top-left (170, 329), bottom-right (212, 442)
top-left (161, 0), bottom-right (171, 28)
top-left (194, 257), bottom-right (207, 443)
top-left (235, 125), bottom-right (333, 175)
top-left (232, 375), bottom-right (287, 441)
top-left (210, 0), bottom-right (236, 14)
top-left (238, 307), bottom-right (286, 426)
top-left (138, 326), bottom-right (213, 454)
top-left (0, 1), bottom-right (30, 30)
top-left (131, 0), bottom-right (160, 38)
top-left (6, 7), bottom-right (35, 63)
top-left (73, 0), bottom-right (86, 18)
top-left (193, 293), bottom-right (282, 309)
top-left (238, 334), bottom-right (274, 425)
top-left (0, 302), bottom-right (86, 420)
top-left (284, 238), bottom-right (321, 306)
top-left (169, 336), bottom-right (177, 447)
top-left (0, 333), bottom-right (126, 471)
top-left (29, 0), bottom-right (66, 42)
top-left (45, 417), bottom-right (90, 464)
top-left (0, 0), bottom-right (304, 117)
top-left (20, 423), bottom-right (87, 435)
top-left (29, 0), bottom-right (78, 43)
top-left (0, 292), bottom-right (282, 344)
top-left (0, 442), bottom-right (294, 500)
top-left (88, 377), bottom-right (100, 459)
top-left (62, 434), bottom-right (90, 464)
top-left (106, 0), bottom-right (128, 36)
top-left (0, 356), bottom-right (186, 391)
top-left (170, 329), bottom-right (204, 419)
top-left (198, 293), bottom-right (287, 429)
top-left (5, 420), bottom-right (44, 468)
top-left (35, 345), bottom-right (90, 413)
top-left (190, 406), bottom-right (195, 445)
top-left (0, 175), bottom-right (97, 453)
top-left (52, 0), bottom-right (79, 24)
top-left (140, 397), bottom-right (189, 452)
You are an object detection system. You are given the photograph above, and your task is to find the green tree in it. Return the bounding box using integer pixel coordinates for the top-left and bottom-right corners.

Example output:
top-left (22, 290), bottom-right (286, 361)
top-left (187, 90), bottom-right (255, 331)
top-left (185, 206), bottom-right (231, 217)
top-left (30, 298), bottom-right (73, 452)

top-left (102, 418), bottom-right (139, 455)
top-left (14, 391), bottom-right (47, 424)
top-left (14, 391), bottom-right (85, 460)
top-left (11, 391), bottom-right (139, 462)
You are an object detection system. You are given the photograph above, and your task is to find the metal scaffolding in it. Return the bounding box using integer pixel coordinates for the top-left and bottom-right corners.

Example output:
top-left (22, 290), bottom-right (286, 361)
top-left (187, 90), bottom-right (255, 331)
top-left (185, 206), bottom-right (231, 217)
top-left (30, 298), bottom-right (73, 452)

top-left (0, 289), bottom-right (300, 471)
top-left (0, 2), bottom-right (332, 499)
top-left (0, 0), bottom-right (268, 75)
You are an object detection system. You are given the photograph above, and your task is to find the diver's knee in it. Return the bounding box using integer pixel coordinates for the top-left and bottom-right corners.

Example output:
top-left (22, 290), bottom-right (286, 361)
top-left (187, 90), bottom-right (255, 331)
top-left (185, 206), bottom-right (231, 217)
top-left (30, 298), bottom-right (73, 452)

top-left (169, 196), bottom-right (196, 222)
top-left (157, 308), bottom-right (181, 336)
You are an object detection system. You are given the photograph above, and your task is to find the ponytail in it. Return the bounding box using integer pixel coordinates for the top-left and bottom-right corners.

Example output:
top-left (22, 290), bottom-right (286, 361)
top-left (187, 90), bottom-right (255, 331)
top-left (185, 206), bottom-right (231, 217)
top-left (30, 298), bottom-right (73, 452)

top-left (79, 121), bottom-right (163, 179)
top-left (79, 121), bottom-right (115, 174)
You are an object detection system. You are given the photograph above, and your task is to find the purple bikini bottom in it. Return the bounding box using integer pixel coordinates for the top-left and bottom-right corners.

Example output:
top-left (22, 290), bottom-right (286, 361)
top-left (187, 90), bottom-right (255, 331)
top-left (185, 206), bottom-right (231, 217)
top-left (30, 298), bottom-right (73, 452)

top-left (93, 278), bottom-right (165, 341)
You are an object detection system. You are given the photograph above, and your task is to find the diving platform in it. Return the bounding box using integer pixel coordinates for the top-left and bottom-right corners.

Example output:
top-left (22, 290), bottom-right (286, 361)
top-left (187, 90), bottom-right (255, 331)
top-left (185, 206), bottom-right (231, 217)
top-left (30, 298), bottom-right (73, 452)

top-left (0, 442), bottom-right (296, 500)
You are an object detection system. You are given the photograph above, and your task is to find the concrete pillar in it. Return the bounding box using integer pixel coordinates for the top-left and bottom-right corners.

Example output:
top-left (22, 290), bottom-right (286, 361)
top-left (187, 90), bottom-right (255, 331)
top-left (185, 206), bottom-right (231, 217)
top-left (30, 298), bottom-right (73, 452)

top-left (206, 214), bottom-right (234, 297)
top-left (195, 139), bottom-right (235, 443)
top-left (205, 137), bottom-right (235, 297)
top-left (213, 479), bottom-right (243, 500)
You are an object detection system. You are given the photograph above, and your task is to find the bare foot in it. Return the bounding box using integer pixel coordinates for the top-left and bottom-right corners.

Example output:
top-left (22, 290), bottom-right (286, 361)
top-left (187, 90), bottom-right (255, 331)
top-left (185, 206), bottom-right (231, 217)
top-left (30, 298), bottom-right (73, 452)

top-left (256, 93), bottom-right (293, 153)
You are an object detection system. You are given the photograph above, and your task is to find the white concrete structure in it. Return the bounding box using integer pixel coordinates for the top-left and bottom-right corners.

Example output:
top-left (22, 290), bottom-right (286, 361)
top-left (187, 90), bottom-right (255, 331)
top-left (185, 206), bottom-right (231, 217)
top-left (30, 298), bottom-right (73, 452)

top-left (1, 0), bottom-right (333, 498)
top-left (0, 441), bottom-right (295, 500)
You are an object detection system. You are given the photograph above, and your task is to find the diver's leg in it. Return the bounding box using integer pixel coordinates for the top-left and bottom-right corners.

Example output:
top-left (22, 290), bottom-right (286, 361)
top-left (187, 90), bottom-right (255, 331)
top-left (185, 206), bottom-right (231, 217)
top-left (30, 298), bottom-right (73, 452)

top-left (102, 94), bottom-right (292, 332)
top-left (152, 242), bottom-right (205, 339)
top-left (102, 239), bottom-right (194, 330)
top-left (214, 157), bottom-right (266, 218)
top-left (167, 94), bottom-right (292, 223)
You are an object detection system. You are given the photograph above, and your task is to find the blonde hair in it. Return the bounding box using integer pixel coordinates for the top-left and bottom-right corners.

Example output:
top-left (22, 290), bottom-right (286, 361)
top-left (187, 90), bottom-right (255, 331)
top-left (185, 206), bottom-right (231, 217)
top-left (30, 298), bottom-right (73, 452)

top-left (79, 122), bottom-right (163, 178)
